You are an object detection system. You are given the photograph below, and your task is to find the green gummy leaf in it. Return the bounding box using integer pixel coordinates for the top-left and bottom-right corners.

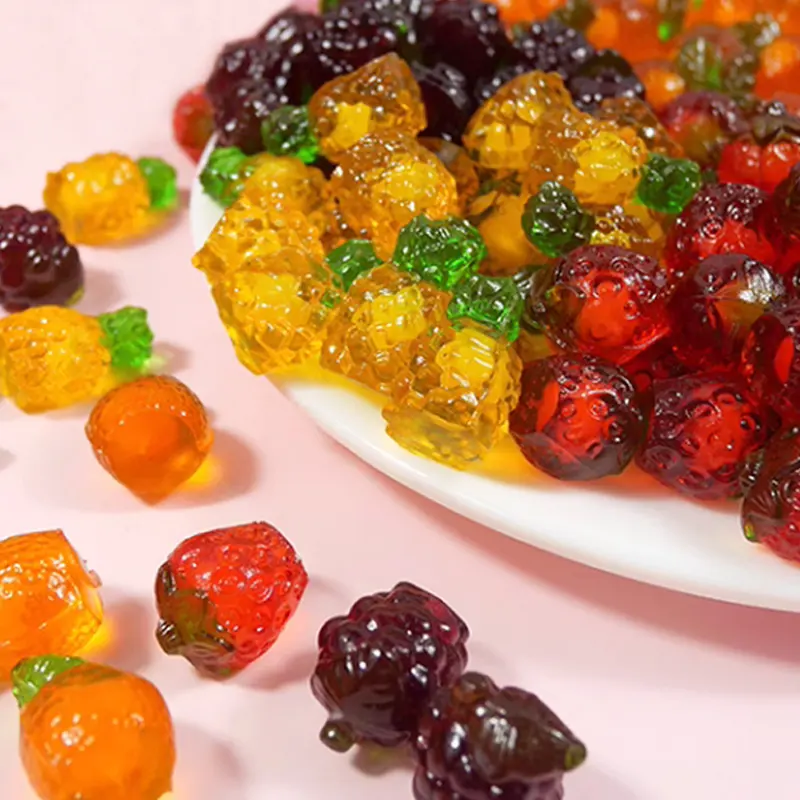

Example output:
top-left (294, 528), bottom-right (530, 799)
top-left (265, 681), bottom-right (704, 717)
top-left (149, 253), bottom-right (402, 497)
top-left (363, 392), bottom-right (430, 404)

top-left (200, 147), bottom-right (259, 208)
top-left (261, 106), bottom-right (320, 165)
top-left (326, 240), bottom-right (382, 292)
top-left (447, 274), bottom-right (524, 343)
top-left (636, 154), bottom-right (702, 215)
top-left (522, 182), bottom-right (594, 259)
top-left (12, 656), bottom-right (84, 708)
top-left (137, 157), bottom-right (178, 211)
top-left (97, 306), bottom-right (154, 372)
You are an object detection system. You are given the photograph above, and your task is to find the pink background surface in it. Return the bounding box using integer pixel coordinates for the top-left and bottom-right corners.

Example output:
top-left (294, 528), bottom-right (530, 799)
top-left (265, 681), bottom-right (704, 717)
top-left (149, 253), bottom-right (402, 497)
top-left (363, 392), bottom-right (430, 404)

top-left (1, 2), bottom-right (799, 798)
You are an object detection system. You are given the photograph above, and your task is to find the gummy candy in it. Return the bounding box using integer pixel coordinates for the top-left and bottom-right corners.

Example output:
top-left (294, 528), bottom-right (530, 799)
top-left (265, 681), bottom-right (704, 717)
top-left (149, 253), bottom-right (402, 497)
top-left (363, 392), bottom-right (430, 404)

top-left (419, 138), bottom-right (480, 211)
top-left (156, 522), bottom-right (307, 678)
top-left (311, 582), bottom-right (469, 752)
top-left (173, 85), bottom-right (214, 162)
top-left (200, 147), bottom-right (269, 207)
top-left (0, 531), bottom-right (102, 680)
top-left (566, 49), bottom-right (645, 112)
top-left (326, 239), bottom-right (382, 291)
top-left (261, 105), bottom-right (320, 164)
top-left (85, 375), bottom-right (213, 502)
top-left (14, 656), bottom-right (175, 800)
top-left (44, 153), bottom-right (178, 245)
top-left (447, 274), bottom-right (524, 342)
top-left (0, 305), bottom-right (153, 413)
top-left (522, 181), bottom-right (595, 258)
top-left (674, 26), bottom-right (757, 96)
top-left (512, 17), bottom-right (596, 79)
top-left (594, 96), bottom-right (683, 158)
top-left (586, 0), bottom-right (667, 64)
top-left (636, 153), bottom-right (703, 214)
top-left (635, 60), bottom-right (686, 111)
top-left (413, 64), bottom-right (475, 143)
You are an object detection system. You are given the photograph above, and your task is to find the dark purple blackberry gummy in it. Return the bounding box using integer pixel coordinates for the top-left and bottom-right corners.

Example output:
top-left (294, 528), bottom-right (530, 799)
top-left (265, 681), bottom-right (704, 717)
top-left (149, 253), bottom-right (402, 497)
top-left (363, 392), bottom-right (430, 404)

top-left (413, 672), bottom-right (587, 800)
top-left (0, 206), bottom-right (84, 312)
top-left (416, 0), bottom-right (514, 88)
top-left (412, 62), bottom-right (476, 142)
top-left (512, 18), bottom-right (595, 80)
top-left (566, 49), bottom-right (645, 112)
top-left (257, 6), bottom-right (320, 44)
top-left (215, 80), bottom-right (289, 153)
top-left (205, 37), bottom-right (275, 107)
top-left (310, 582), bottom-right (469, 753)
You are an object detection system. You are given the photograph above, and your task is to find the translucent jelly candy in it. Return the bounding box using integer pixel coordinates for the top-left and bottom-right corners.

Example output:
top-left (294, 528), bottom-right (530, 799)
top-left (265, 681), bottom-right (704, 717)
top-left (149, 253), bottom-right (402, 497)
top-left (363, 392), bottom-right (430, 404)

top-left (331, 131), bottom-right (459, 259)
top-left (419, 138), bottom-right (480, 212)
top-left (261, 105), bottom-right (320, 164)
top-left (43, 153), bottom-right (178, 245)
top-left (414, 672), bottom-right (586, 800)
top-left (587, 201), bottom-right (665, 258)
top-left (463, 71), bottom-right (575, 171)
top-left (594, 96), bottom-right (683, 158)
top-left (522, 181), bottom-right (594, 258)
top-left (0, 305), bottom-right (153, 413)
top-left (0, 531), bottom-right (102, 680)
top-left (212, 248), bottom-right (334, 374)
top-left (509, 353), bottom-right (644, 481)
top-left (156, 522), bottom-right (307, 678)
top-left (637, 373), bottom-right (769, 500)
top-left (321, 264), bottom-right (450, 398)
top-left (200, 147), bottom-right (269, 208)
top-left (413, 64), bottom-right (475, 144)
top-left (85, 375), bottom-right (213, 502)
top-left (674, 26), bottom-right (758, 96)
top-left (529, 245), bottom-right (670, 364)
top-left (383, 322), bottom-right (522, 467)
top-left (635, 60), bottom-right (686, 112)
top-left (173, 85), bottom-right (214, 162)
top-left (566, 49), bottom-right (645, 112)
top-left (586, 0), bottom-right (667, 63)
top-left (326, 239), bottom-right (382, 292)
top-left (13, 656), bottom-right (175, 800)
top-left (448, 274), bottom-right (525, 343)
top-left (637, 153), bottom-right (702, 215)
top-left (0, 205), bottom-right (84, 312)
top-left (756, 36), bottom-right (800, 98)
top-left (311, 582), bottom-right (469, 753)
top-left (309, 53), bottom-right (426, 161)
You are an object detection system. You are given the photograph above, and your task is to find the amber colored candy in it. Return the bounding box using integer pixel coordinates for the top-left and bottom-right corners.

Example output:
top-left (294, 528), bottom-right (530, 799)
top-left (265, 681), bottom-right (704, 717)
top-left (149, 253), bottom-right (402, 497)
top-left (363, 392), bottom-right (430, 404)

top-left (635, 61), bottom-right (686, 112)
top-left (419, 137), bottom-right (480, 213)
top-left (684, 0), bottom-right (756, 28)
top-left (764, 0), bottom-right (800, 36)
top-left (588, 202), bottom-right (665, 259)
top-left (586, 0), bottom-right (669, 63)
top-left (0, 531), bottom-right (102, 680)
top-left (15, 657), bottom-right (175, 800)
top-left (595, 96), bottom-right (682, 157)
top-left (309, 53), bottom-right (426, 161)
top-left (331, 131), bottom-right (459, 259)
top-left (756, 37), bottom-right (800, 98)
top-left (490, 0), bottom-right (545, 24)
top-left (85, 375), bottom-right (213, 502)
top-left (321, 264), bottom-right (450, 398)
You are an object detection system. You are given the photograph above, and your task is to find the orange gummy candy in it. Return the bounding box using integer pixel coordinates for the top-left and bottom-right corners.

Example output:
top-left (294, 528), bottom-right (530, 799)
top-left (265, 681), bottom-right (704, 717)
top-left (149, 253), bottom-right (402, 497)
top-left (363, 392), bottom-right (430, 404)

top-left (0, 531), bottom-right (102, 680)
top-left (85, 374), bottom-right (213, 502)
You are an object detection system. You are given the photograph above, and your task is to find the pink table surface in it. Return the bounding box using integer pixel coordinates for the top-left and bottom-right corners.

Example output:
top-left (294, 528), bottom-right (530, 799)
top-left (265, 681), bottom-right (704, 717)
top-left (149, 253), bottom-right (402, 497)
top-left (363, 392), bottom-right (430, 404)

top-left (1, 2), bottom-right (799, 798)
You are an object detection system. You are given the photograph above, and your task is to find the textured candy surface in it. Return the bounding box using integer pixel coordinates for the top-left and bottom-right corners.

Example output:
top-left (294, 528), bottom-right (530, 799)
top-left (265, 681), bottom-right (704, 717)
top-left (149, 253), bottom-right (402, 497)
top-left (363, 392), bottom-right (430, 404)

top-left (156, 522), bottom-right (308, 677)
top-left (311, 582), bottom-right (469, 752)
top-left (637, 153), bottom-right (702, 214)
top-left (0, 531), bottom-right (102, 680)
top-left (85, 375), bottom-right (213, 502)
top-left (448, 274), bottom-right (524, 342)
top-left (261, 105), bottom-right (320, 164)
top-left (522, 181), bottom-right (594, 258)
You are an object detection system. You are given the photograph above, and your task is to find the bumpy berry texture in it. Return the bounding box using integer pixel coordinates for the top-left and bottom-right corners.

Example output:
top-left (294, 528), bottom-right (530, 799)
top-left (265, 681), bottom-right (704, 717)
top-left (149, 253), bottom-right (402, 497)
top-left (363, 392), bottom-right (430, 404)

top-left (137, 157), bottom-right (179, 212)
top-left (595, 96), bottom-right (683, 158)
top-left (741, 428), bottom-right (800, 563)
top-left (448, 274), bottom-right (524, 342)
top-left (413, 671), bottom-right (587, 800)
top-left (0, 531), bottom-right (101, 680)
top-left (311, 582), bottom-right (469, 752)
top-left (156, 522), bottom-right (307, 678)
top-left (326, 239), bottom-right (382, 291)
top-left (43, 153), bottom-right (176, 245)
top-left (509, 354), bottom-right (644, 481)
top-left (634, 60), bottom-right (685, 112)
top-left (412, 63), bottom-right (475, 143)
top-left (200, 147), bottom-right (262, 207)
top-left (14, 657), bottom-right (175, 800)
top-left (623, 336), bottom-right (688, 405)
top-left (566, 49), bottom-right (645, 112)
top-left (85, 375), bottom-right (213, 503)
top-left (512, 18), bottom-right (595, 80)
top-left (767, 163), bottom-right (800, 270)
top-left (587, 201), bottom-right (665, 258)
top-left (321, 264), bottom-right (450, 398)
top-left (331, 131), bottom-right (459, 259)
top-left (637, 373), bottom-right (769, 501)
top-left (664, 184), bottom-right (776, 279)
top-left (261, 105), bottom-right (320, 164)
top-left (383, 322), bottom-right (522, 467)
top-left (636, 153), bottom-right (702, 214)
top-left (522, 182), bottom-right (594, 258)
top-left (674, 26), bottom-right (758, 96)
top-left (419, 139), bottom-right (479, 211)
top-left (529, 245), bottom-right (670, 364)
top-left (0, 206), bottom-right (84, 312)
top-left (173, 85), bottom-right (214, 162)
top-left (668, 254), bottom-right (785, 371)
top-left (0, 305), bottom-right (153, 413)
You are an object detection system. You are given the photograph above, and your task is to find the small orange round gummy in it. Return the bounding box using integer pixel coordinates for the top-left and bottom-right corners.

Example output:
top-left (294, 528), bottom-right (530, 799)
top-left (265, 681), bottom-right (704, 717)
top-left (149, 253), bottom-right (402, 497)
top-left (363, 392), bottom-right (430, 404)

top-left (86, 374), bottom-right (213, 502)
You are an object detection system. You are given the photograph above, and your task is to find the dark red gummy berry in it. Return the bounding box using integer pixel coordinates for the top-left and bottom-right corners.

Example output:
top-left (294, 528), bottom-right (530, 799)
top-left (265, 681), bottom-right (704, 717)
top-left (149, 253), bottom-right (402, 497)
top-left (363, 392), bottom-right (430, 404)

top-left (509, 354), bottom-right (644, 481)
top-left (529, 245), bottom-right (670, 364)
top-left (512, 18), bottom-right (595, 80)
top-left (258, 5), bottom-right (321, 44)
top-left (765, 163), bottom-right (800, 273)
top-left (412, 63), bottom-right (476, 142)
top-left (668, 254), bottom-right (785, 372)
top-left (663, 184), bottom-right (776, 279)
top-left (659, 90), bottom-right (749, 167)
top-left (623, 337), bottom-right (687, 405)
top-left (311, 582), bottom-right (469, 753)
top-left (566, 49), bottom-right (645, 112)
top-left (0, 206), bottom-right (84, 312)
top-left (413, 671), bottom-right (586, 800)
top-left (636, 373), bottom-right (769, 501)
top-left (741, 428), bottom-right (800, 563)
top-left (172, 85), bottom-right (214, 163)
top-left (155, 522), bottom-right (308, 678)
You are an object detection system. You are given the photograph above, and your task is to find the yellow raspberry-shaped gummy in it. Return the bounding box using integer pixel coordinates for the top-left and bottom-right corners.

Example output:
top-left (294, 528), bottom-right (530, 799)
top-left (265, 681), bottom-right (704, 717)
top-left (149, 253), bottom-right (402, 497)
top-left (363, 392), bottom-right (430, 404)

top-left (331, 132), bottom-right (459, 259)
top-left (383, 323), bottom-right (522, 468)
top-left (309, 53), bottom-right (427, 161)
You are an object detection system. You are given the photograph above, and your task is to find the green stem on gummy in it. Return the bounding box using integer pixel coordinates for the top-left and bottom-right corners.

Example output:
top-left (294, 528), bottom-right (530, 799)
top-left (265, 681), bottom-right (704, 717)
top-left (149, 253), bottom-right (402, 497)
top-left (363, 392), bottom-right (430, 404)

top-left (12, 656), bottom-right (84, 708)
top-left (97, 306), bottom-right (154, 374)
top-left (137, 157), bottom-right (179, 211)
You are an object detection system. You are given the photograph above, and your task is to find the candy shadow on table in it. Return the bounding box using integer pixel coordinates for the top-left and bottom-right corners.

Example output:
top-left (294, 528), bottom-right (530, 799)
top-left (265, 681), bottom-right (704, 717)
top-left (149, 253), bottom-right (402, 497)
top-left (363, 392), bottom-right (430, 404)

top-left (91, 202), bottom-right (187, 251)
top-left (75, 265), bottom-right (124, 315)
top-left (0, 449), bottom-right (14, 472)
top-left (172, 722), bottom-right (245, 800)
top-left (147, 341), bottom-right (193, 377)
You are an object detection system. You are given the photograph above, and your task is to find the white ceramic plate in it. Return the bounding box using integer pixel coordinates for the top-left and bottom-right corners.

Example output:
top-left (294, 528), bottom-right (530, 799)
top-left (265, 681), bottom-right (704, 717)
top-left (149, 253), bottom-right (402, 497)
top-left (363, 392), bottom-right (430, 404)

top-left (189, 150), bottom-right (800, 613)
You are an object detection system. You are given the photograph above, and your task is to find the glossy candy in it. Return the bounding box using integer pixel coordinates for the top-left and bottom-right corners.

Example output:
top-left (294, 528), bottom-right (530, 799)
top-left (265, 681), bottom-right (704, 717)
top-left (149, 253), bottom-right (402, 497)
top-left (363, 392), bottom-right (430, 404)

top-left (200, 147), bottom-right (269, 207)
top-left (566, 49), bottom-right (645, 112)
top-left (85, 375), bottom-right (213, 502)
top-left (311, 582), bottom-right (469, 753)
top-left (522, 181), bottom-right (594, 258)
top-left (636, 153), bottom-right (702, 214)
top-left (447, 274), bottom-right (525, 342)
top-left (0, 531), bottom-right (102, 680)
top-left (326, 239), bottom-right (382, 291)
top-left (156, 522), bottom-right (308, 677)
top-left (0, 306), bottom-right (153, 413)
top-left (261, 105), bottom-right (320, 164)
top-left (594, 96), bottom-right (683, 158)
top-left (14, 656), bottom-right (175, 800)
top-left (173, 85), bottom-right (214, 162)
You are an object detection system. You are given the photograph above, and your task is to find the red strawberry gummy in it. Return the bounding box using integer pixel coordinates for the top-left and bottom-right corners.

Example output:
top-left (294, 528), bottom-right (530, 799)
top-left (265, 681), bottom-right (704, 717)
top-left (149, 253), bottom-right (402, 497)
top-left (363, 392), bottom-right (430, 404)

top-left (664, 184), bottom-right (777, 279)
top-left (529, 245), bottom-right (670, 365)
top-left (509, 354), bottom-right (644, 481)
top-left (413, 671), bottom-right (587, 800)
top-left (624, 337), bottom-right (688, 405)
top-left (668, 254), bottom-right (785, 372)
top-left (155, 522), bottom-right (308, 678)
top-left (636, 373), bottom-right (769, 501)
top-left (765, 163), bottom-right (800, 273)
top-left (310, 582), bottom-right (469, 753)
top-left (173, 85), bottom-right (215, 163)
top-left (741, 428), bottom-right (800, 563)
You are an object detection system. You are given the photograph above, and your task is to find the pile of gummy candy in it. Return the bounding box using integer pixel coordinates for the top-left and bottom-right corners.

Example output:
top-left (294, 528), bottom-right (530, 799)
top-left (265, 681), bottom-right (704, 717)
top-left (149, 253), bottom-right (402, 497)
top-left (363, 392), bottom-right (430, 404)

top-left (2, 0), bottom-right (800, 797)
